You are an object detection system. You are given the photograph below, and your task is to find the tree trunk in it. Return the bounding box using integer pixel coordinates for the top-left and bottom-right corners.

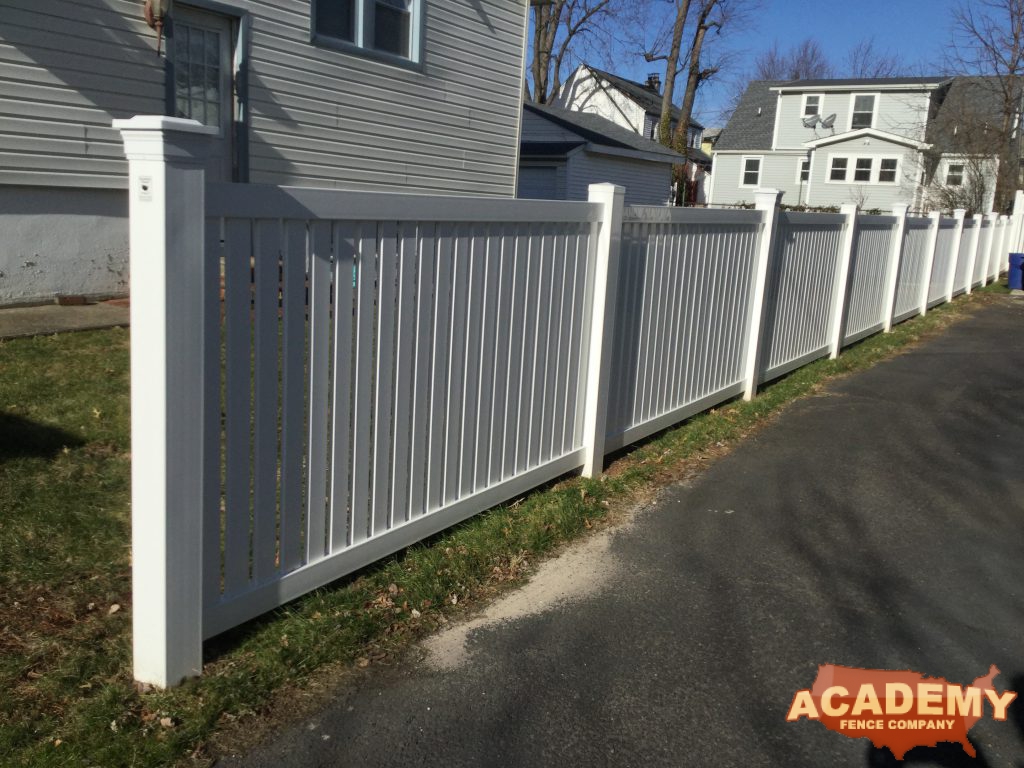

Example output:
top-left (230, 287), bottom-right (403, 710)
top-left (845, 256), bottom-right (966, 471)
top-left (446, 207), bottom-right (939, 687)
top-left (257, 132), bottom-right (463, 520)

top-left (657, 0), bottom-right (691, 146)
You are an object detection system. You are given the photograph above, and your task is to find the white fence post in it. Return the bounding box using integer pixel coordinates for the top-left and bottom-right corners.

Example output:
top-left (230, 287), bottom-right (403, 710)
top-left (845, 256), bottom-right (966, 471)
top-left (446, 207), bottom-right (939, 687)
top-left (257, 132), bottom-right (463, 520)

top-left (1010, 190), bottom-right (1024, 266)
top-left (882, 204), bottom-right (909, 332)
top-left (992, 215), bottom-right (1011, 282)
top-left (918, 211), bottom-right (942, 316)
top-left (946, 209), bottom-right (967, 303)
top-left (969, 213), bottom-right (994, 293)
top-left (581, 183), bottom-right (625, 478)
top-left (828, 203), bottom-right (858, 358)
top-left (115, 116), bottom-right (215, 688)
top-left (742, 189), bottom-right (783, 400)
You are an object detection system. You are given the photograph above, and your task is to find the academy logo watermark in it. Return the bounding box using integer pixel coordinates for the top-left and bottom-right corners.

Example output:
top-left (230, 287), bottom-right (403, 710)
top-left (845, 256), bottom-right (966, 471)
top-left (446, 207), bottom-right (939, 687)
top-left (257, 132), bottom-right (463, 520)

top-left (786, 664), bottom-right (1017, 760)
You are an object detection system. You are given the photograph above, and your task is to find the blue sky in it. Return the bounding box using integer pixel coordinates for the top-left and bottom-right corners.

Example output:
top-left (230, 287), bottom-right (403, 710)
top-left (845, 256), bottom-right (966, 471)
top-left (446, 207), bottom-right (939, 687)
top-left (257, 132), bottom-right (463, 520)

top-left (599, 0), bottom-right (964, 126)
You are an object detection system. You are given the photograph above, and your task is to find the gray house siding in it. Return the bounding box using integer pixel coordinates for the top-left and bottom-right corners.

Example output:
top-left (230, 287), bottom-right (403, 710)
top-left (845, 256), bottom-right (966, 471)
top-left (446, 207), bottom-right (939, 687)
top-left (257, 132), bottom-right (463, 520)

top-left (773, 90), bottom-right (931, 150)
top-left (806, 136), bottom-right (921, 211)
top-left (566, 152), bottom-right (670, 206)
top-left (710, 152), bottom-right (807, 207)
top-left (0, 0), bottom-right (528, 304)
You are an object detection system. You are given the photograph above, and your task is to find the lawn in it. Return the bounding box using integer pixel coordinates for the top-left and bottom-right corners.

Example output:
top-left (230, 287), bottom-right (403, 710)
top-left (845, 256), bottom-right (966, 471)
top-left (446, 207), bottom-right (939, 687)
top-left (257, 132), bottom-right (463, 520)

top-left (0, 286), bottom-right (1005, 767)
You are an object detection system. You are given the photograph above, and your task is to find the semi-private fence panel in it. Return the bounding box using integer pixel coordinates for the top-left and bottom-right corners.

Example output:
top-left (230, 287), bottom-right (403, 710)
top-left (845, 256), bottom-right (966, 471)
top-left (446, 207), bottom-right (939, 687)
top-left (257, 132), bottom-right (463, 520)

top-left (605, 209), bottom-right (762, 450)
top-left (928, 220), bottom-right (960, 307)
top-left (201, 183), bottom-right (602, 636)
top-left (119, 119), bottom-right (1024, 689)
top-left (842, 216), bottom-right (895, 344)
top-left (953, 218), bottom-right (977, 297)
top-left (892, 218), bottom-right (933, 323)
top-left (760, 212), bottom-right (845, 381)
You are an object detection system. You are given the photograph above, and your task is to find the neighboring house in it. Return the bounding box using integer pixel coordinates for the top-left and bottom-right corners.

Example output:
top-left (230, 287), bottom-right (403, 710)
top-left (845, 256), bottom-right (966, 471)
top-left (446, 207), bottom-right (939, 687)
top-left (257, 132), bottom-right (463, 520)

top-left (0, 0), bottom-right (528, 305)
top-left (518, 102), bottom-right (687, 205)
top-left (556, 65), bottom-right (705, 152)
top-left (701, 127), bottom-right (722, 157)
top-left (709, 76), bottom-right (1004, 213)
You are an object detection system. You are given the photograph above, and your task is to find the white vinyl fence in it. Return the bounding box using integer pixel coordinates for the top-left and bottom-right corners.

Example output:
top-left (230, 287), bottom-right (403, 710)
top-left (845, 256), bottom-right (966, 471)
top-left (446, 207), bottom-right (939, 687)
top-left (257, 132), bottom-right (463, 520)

top-left (116, 118), bottom-right (1023, 688)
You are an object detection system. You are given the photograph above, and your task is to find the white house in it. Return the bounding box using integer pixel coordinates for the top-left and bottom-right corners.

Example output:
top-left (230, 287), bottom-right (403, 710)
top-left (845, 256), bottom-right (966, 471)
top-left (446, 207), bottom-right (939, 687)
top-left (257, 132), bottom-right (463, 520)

top-left (556, 65), bottom-right (705, 150)
top-left (0, 0), bottom-right (528, 306)
top-left (709, 76), bottom-right (1003, 213)
top-left (518, 102), bottom-right (686, 205)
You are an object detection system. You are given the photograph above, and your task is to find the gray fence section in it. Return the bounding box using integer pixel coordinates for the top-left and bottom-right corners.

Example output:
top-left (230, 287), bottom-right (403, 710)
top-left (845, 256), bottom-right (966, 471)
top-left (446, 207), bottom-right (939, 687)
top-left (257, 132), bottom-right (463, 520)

top-left (893, 220), bottom-right (933, 322)
top-left (844, 217), bottom-right (895, 343)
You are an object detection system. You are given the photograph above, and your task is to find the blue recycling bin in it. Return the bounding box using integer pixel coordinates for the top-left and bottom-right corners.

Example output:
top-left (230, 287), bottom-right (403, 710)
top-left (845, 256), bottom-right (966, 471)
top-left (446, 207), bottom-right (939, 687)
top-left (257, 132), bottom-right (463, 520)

top-left (1010, 253), bottom-right (1024, 290)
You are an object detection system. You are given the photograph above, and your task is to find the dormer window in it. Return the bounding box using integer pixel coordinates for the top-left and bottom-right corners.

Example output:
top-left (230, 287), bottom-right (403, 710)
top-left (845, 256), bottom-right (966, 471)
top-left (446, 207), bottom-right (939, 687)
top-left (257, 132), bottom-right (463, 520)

top-left (851, 94), bottom-right (876, 129)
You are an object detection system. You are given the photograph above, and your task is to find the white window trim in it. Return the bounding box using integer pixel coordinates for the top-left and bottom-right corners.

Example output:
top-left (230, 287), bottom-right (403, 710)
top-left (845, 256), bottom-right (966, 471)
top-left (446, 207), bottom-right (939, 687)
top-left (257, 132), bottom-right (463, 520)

top-left (795, 156), bottom-right (811, 184)
top-left (825, 153), bottom-right (902, 185)
top-left (739, 155), bottom-right (763, 188)
top-left (311, 0), bottom-right (423, 67)
top-left (828, 155), bottom-right (850, 183)
top-left (878, 157), bottom-right (900, 185)
top-left (802, 93), bottom-right (824, 117)
top-left (848, 92), bottom-right (880, 131)
top-left (945, 161), bottom-right (966, 186)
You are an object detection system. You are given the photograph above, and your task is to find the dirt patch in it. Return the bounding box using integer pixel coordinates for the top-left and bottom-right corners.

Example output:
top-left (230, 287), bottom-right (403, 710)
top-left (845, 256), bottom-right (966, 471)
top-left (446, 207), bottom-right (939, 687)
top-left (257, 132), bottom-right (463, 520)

top-left (421, 504), bottom-right (647, 672)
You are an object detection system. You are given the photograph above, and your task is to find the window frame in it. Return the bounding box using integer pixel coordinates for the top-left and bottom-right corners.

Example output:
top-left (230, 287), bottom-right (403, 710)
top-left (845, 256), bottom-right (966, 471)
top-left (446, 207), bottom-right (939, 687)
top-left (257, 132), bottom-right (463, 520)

top-left (829, 156), bottom-right (849, 182)
top-left (854, 157), bottom-right (873, 182)
top-left (739, 155), bottom-right (763, 188)
top-left (311, 0), bottom-right (424, 69)
top-left (826, 154), bottom-right (902, 185)
top-left (878, 158), bottom-right (899, 184)
top-left (849, 92), bottom-right (878, 131)
top-left (946, 163), bottom-right (965, 186)
top-left (796, 157), bottom-right (810, 183)
top-left (802, 93), bottom-right (823, 117)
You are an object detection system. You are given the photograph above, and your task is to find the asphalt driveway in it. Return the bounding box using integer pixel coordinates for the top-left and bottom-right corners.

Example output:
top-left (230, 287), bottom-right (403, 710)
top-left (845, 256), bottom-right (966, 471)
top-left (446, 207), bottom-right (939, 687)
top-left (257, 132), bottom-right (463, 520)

top-left (219, 297), bottom-right (1024, 768)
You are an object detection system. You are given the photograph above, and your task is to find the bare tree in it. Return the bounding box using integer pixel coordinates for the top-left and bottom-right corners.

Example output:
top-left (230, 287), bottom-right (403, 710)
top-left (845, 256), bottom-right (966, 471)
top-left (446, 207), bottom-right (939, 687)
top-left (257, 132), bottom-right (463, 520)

top-left (673, 0), bottom-right (723, 152)
top-left (753, 38), bottom-right (832, 80)
top-left (945, 0), bottom-right (1024, 209)
top-left (528, 0), bottom-right (615, 104)
top-left (640, 0), bottom-right (693, 146)
top-left (846, 38), bottom-right (904, 78)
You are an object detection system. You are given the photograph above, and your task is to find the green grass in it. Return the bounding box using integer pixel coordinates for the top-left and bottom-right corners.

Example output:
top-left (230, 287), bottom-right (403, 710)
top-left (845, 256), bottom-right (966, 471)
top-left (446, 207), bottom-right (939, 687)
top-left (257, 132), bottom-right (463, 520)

top-left (0, 285), bottom-right (1006, 767)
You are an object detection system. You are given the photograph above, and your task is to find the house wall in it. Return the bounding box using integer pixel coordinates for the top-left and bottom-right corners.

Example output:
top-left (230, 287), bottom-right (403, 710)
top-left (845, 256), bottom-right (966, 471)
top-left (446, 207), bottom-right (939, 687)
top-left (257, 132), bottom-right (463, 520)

top-left (773, 90), bottom-right (931, 149)
top-left (711, 137), bottom-right (921, 213)
top-left (557, 69), bottom-right (648, 136)
top-left (0, 0), bottom-right (527, 303)
top-left (566, 152), bottom-right (670, 206)
top-left (805, 136), bottom-right (921, 211)
top-left (0, 186), bottom-right (129, 304)
top-left (517, 160), bottom-right (568, 199)
top-left (709, 152), bottom-right (807, 207)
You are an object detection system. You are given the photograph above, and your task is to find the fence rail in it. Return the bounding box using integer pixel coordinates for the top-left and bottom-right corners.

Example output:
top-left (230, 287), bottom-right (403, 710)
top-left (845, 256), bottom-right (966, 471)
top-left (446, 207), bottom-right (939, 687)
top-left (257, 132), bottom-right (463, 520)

top-left (115, 117), bottom-right (1023, 688)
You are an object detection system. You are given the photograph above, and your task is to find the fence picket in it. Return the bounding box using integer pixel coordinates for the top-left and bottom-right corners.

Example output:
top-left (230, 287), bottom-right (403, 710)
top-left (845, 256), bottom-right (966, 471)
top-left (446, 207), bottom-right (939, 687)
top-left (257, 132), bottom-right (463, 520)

top-left (305, 221), bottom-right (333, 562)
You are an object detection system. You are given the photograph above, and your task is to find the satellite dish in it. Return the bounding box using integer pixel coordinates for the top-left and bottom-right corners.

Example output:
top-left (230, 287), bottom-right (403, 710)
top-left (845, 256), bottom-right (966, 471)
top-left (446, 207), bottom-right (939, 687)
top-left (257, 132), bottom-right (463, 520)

top-left (820, 113), bottom-right (837, 129)
top-left (802, 115), bottom-right (820, 128)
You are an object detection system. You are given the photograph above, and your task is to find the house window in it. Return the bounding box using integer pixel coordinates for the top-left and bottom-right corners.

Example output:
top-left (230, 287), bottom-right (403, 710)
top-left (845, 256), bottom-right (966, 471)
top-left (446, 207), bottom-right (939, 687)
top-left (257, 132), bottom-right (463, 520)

top-left (830, 157), bottom-right (848, 182)
top-left (851, 94), bottom-right (876, 129)
top-left (946, 163), bottom-right (965, 186)
top-left (798, 158), bottom-right (810, 182)
top-left (854, 158), bottom-right (873, 182)
top-left (803, 94), bottom-right (821, 117)
top-left (741, 157), bottom-right (761, 187)
top-left (313, 0), bottom-right (421, 62)
top-left (879, 158), bottom-right (898, 183)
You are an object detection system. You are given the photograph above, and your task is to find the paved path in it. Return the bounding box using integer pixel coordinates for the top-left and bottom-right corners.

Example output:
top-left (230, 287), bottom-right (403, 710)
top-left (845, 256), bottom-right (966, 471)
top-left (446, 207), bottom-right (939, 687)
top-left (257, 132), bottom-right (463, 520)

top-left (0, 301), bottom-right (128, 340)
top-left (220, 298), bottom-right (1024, 768)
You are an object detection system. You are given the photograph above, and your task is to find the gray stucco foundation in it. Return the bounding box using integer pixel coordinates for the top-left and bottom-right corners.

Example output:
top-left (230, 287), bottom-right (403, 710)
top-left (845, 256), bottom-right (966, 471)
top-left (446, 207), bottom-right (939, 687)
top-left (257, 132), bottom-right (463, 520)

top-left (0, 186), bottom-right (129, 306)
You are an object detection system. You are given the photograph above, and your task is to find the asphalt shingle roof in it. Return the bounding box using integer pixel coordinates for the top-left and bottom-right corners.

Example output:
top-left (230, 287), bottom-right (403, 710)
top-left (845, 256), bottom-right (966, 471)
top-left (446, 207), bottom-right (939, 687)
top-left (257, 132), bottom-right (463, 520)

top-left (927, 76), bottom-right (1016, 153)
top-left (586, 67), bottom-right (705, 130)
top-left (714, 80), bottom-right (784, 151)
top-left (522, 102), bottom-right (709, 163)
